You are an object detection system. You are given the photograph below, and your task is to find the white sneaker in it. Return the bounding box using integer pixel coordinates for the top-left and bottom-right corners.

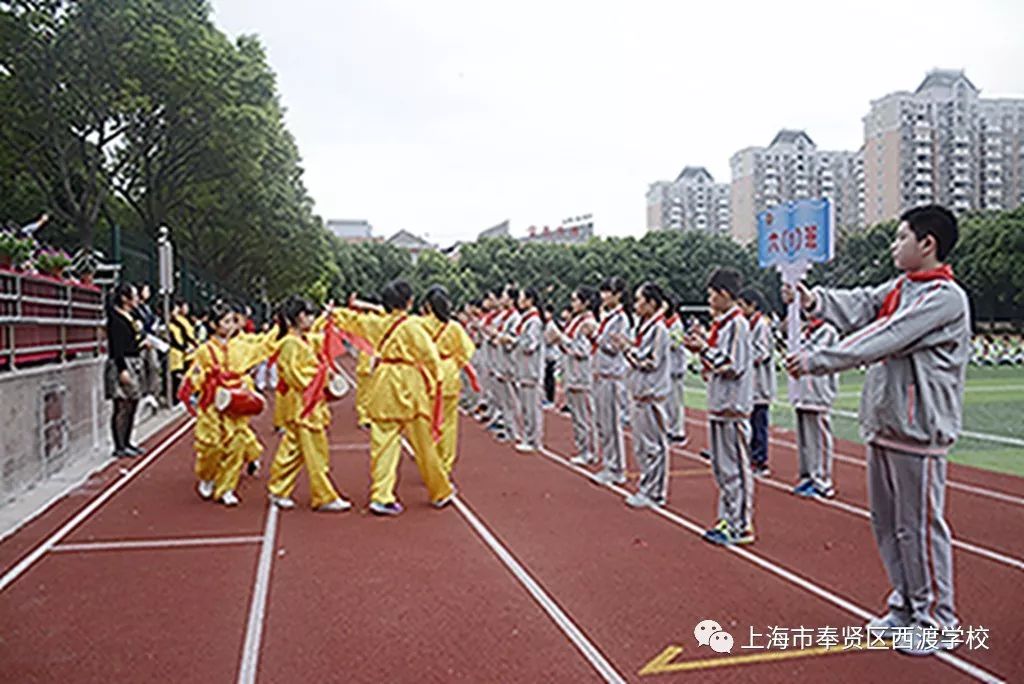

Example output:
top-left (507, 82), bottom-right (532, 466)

top-left (433, 488), bottom-right (457, 509)
top-left (625, 492), bottom-right (654, 509)
top-left (220, 491), bottom-right (240, 507)
top-left (515, 443), bottom-right (536, 453)
top-left (197, 480), bottom-right (214, 500)
top-left (316, 497), bottom-right (353, 512)
top-left (269, 494), bottom-right (296, 510)
top-left (570, 454), bottom-right (590, 465)
top-left (866, 611), bottom-right (911, 640)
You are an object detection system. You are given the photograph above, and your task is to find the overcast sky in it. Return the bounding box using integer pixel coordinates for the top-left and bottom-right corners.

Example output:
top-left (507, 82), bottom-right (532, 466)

top-left (210, 0), bottom-right (1024, 246)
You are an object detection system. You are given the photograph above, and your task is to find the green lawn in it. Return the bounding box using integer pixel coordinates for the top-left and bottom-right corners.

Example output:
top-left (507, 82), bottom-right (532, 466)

top-left (681, 366), bottom-right (1024, 477)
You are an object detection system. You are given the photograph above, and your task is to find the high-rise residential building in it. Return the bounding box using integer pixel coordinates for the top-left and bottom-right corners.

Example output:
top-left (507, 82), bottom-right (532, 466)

top-left (863, 69), bottom-right (1024, 224)
top-left (645, 167), bottom-right (730, 234)
top-left (729, 130), bottom-right (863, 244)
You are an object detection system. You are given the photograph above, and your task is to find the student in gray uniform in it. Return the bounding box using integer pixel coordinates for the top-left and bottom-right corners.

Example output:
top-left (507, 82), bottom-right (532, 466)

top-left (492, 287), bottom-right (523, 443)
top-left (616, 282), bottom-right (672, 508)
top-left (550, 286), bottom-right (599, 465)
top-left (505, 287), bottom-right (544, 452)
top-left (785, 205), bottom-right (969, 656)
top-left (683, 268), bottom-right (755, 546)
top-left (542, 305), bottom-right (560, 409)
top-left (665, 296), bottom-right (688, 444)
top-left (594, 276), bottom-right (630, 485)
top-left (477, 290), bottom-right (502, 424)
top-left (792, 315), bottom-right (839, 499)
top-left (738, 288), bottom-right (776, 478)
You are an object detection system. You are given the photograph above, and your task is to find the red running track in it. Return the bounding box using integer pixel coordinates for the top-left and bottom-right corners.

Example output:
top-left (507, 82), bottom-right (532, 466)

top-left (0, 361), bottom-right (1019, 683)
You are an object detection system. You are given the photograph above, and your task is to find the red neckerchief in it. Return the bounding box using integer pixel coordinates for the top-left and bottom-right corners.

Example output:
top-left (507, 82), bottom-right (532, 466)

top-left (876, 264), bottom-right (954, 320)
top-left (708, 307), bottom-right (742, 348)
top-left (515, 309), bottom-right (539, 335)
top-left (596, 306), bottom-right (623, 338)
top-left (665, 313), bottom-right (680, 327)
top-left (804, 317), bottom-right (826, 339)
top-left (198, 337), bottom-right (241, 410)
top-left (748, 311), bottom-right (762, 327)
top-left (565, 311), bottom-right (594, 339)
top-left (634, 313), bottom-right (665, 346)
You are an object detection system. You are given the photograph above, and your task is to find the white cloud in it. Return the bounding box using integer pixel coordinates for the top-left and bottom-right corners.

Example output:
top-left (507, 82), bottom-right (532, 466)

top-left (211, 0), bottom-right (1024, 245)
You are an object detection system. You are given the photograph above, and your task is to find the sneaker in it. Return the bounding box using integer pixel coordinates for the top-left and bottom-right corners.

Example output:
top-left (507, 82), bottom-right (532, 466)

top-left (866, 611), bottom-right (912, 640)
top-left (494, 432), bottom-right (510, 443)
top-left (714, 518), bottom-right (729, 532)
top-left (269, 494), bottom-right (296, 510)
top-left (596, 470), bottom-right (626, 485)
top-left (541, 401), bottom-right (554, 410)
top-left (625, 492), bottom-right (660, 509)
top-left (514, 442), bottom-right (536, 454)
top-left (814, 484), bottom-right (837, 499)
top-left (197, 480), bottom-right (215, 500)
top-left (751, 463), bottom-right (770, 478)
top-left (893, 621), bottom-right (942, 657)
top-left (369, 501), bottom-right (404, 516)
top-left (220, 491), bottom-right (240, 507)
top-left (559, 405), bottom-right (571, 414)
top-left (669, 434), bottom-right (689, 445)
top-left (733, 526), bottom-right (756, 545)
top-left (486, 421), bottom-right (505, 432)
top-left (124, 445), bottom-right (146, 457)
top-left (246, 460), bottom-right (261, 477)
top-left (570, 453), bottom-right (590, 466)
top-left (703, 528), bottom-right (729, 545)
top-left (433, 489), bottom-right (457, 509)
top-left (704, 526), bottom-right (754, 546)
top-left (699, 449), bottom-right (712, 461)
top-left (793, 480), bottom-right (816, 497)
top-left (316, 498), bottom-right (353, 513)
top-left (359, 422), bottom-right (371, 431)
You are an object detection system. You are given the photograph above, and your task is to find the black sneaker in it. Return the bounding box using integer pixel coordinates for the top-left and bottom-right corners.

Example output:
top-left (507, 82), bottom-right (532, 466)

top-left (752, 463), bottom-right (770, 478)
top-left (699, 449), bottom-right (712, 460)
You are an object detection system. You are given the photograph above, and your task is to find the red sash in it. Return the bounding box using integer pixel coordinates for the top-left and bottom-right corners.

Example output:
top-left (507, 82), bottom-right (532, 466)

top-left (516, 309), bottom-right (540, 335)
top-left (634, 313), bottom-right (665, 346)
top-left (708, 308), bottom-right (741, 348)
top-left (592, 307), bottom-right (623, 352)
top-left (565, 312), bottom-right (594, 339)
top-left (876, 264), bottom-right (954, 320)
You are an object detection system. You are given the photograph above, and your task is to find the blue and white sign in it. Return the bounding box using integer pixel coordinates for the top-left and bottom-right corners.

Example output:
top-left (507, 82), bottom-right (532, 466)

top-left (757, 198), bottom-right (834, 268)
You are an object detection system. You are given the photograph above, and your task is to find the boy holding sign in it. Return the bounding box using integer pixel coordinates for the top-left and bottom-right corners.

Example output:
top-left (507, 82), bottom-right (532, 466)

top-left (784, 205), bottom-right (969, 655)
top-left (683, 268), bottom-right (755, 546)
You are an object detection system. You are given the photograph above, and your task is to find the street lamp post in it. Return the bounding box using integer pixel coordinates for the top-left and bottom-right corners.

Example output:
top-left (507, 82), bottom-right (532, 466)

top-left (157, 226), bottom-right (175, 408)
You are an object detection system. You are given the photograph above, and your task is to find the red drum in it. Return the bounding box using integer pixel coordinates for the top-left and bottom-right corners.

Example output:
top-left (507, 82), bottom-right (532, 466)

top-left (214, 387), bottom-right (266, 417)
top-left (325, 373), bottom-right (350, 401)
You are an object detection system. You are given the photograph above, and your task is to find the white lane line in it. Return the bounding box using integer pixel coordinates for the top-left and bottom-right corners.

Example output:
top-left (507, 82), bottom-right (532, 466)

top-left (452, 495), bottom-right (627, 684)
top-left (532, 442), bottom-right (1005, 684)
top-left (760, 433), bottom-right (1024, 508)
top-left (237, 503), bottom-right (280, 684)
top-left (0, 418), bottom-right (196, 594)
top-left (329, 442), bottom-right (370, 452)
top-left (52, 535), bottom-right (263, 553)
top-left (683, 380), bottom-right (1024, 454)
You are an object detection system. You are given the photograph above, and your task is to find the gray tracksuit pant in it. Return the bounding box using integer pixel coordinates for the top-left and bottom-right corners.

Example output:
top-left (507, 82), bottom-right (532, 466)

top-left (631, 398), bottom-right (669, 503)
top-left (567, 388), bottom-right (595, 460)
top-left (709, 418), bottom-right (754, 534)
top-left (668, 375), bottom-right (686, 438)
top-left (796, 409), bottom-right (834, 491)
top-left (595, 376), bottom-right (626, 476)
top-left (517, 381), bottom-right (543, 448)
top-left (868, 444), bottom-right (957, 628)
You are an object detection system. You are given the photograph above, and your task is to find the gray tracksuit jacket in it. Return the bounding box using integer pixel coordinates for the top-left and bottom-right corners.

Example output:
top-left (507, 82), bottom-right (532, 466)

top-left (510, 310), bottom-right (544, 385)
top-left (806, 275), bottom-right (971, 456)
top-left (701, 307), bottom-right (753, 418)
top-left (749, 314), bottom-right (777, 405)
top-left (593, 307), bottom-right (629, 379)
top-left (560, 313), bottom-right (595, 391)
top-left (497, 309), bottom-right (521, 380)
top-left (794, 321), bottom-right (838, 412)
top-left (627, 316), bottom-right (672, 400)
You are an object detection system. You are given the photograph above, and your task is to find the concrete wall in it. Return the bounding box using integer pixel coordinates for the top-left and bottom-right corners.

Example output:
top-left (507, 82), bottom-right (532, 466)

top-left (0, 358), bottom-right (110, 504)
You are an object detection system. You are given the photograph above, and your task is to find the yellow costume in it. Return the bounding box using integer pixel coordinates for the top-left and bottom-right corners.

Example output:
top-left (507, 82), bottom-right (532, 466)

top-left (420, 316), bottom-right (476, 475)
top-left (331, 308), bottom-right (452, 506)
top-left (266, 332), bottom-right (344, 508)
top-left (185, 331), bottom-right (278, 500)
top-left (354, 351), bottom-right (373, 425)
top-left (168, 313), bottom-right (196, 374)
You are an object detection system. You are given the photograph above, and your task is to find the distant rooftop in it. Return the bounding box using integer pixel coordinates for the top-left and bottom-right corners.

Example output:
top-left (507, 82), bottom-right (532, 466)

top-left (769, 129), bottom-right (815, 148)
top-left (915, 68), bottom-right (978, 95)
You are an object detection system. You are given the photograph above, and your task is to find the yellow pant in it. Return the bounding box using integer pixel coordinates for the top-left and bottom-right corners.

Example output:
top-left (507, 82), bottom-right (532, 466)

top-left (355, 373), bottom-right (372, 425)
top-left (439, 395), bottom-right (460, 475)
top-left (369, 417), bottom-right (452, 505)
top-left (267, 425), bottom-right (341, 508)
top-left (213, 426), bottom-right (263, 500)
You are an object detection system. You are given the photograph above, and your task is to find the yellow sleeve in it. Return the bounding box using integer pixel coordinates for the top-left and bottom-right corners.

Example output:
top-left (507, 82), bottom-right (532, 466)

top-left (233, 330), bottom-right (281, 371)
top-left (452, 323), bottom-right (476, 367)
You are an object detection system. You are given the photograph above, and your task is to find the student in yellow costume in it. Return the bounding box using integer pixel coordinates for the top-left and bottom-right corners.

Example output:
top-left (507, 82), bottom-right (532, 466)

top-left (330, 280), bottom-right (454, 516)
top-left (168, 299), bottom-right (197, 402)
top-left (419, 285), bottom-right (476, 476)
top-left (266, 296), bottom-right (352, 512)
top-left (180, 302), bottom-right (279, 506)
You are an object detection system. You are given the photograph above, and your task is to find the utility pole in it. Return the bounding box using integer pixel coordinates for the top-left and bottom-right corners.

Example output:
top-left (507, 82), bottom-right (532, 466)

top-left (157, 226), bottom-right (175, 408)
